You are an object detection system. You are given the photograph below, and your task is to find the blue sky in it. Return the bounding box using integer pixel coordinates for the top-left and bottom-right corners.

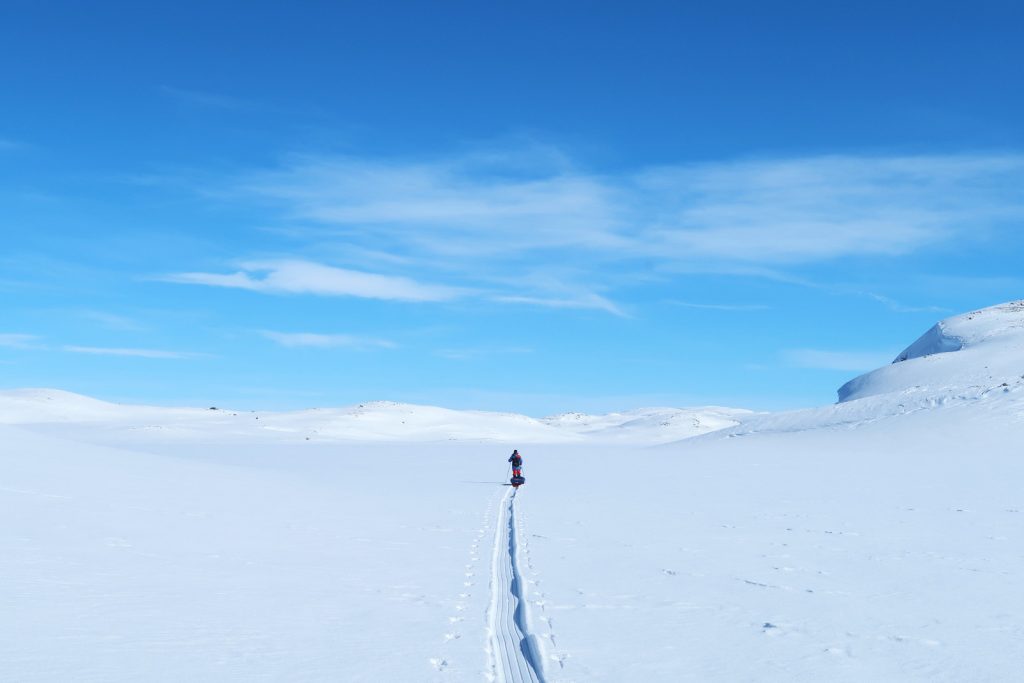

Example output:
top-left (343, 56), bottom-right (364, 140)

top-left (2, 1), bottom-right (1023, 414)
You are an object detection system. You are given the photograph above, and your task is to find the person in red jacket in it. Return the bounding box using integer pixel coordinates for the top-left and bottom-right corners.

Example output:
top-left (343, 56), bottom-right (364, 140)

top-left (508, 449), bottom-right (523, 477)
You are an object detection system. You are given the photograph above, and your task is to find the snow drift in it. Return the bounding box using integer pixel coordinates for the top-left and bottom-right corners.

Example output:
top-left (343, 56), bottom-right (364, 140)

top-left (839, 300), bottom-right (1024, 403)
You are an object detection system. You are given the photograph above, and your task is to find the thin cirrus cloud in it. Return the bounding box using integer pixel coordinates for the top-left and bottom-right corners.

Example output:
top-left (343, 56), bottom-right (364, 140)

top-left (635, 153), bottom-right (1024, 269)
top-left (437, 346), bottom-right (532, 360)
top-left (0, 333), bottom-right (40, 349)
top-left (494, 293), bottom-right (626, 316)
top-left (261, 331), bottom-right (396, 349)
top-left (784, 348), bottom-right (896, 372)
top-left (234, 150), bottom-right (1024, 268)
top-left (157, 85), bottom-right (255, 110)
top-left (167, 149), bottom-right (1024, 315)
top-left (865, 293), bottom-right (948, 314)
top-left (238, 149), bottom-right (629, 258)
top-left (78, 310), bottom-right (148, 332)
top-left (166, 260), bottom-right (463, 302)
top-left (669, 301), bottom-right (772, 312)
top-left (63, 346), bottom-right (204, 359)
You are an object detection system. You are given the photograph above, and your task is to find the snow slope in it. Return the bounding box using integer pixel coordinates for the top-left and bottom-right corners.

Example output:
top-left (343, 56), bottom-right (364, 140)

top-left (698, 301), bottom-right (1024, 440)
top-left (541, 407), bottom-right (749, 443)
top-left (839, 300), bottom-right (1024, 403)
top-left (0, 390), bottom-right (750, 445)
top-left (1, 428), bottom-right (507, 682)
top-left (3, 301), bottom-right (1023, 681)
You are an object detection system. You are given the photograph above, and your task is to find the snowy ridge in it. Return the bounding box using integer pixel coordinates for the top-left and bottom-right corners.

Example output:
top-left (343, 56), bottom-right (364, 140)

top-left (0, 390), bottom-right (748, 444)
top-left (664, 300), bottom-right (1024, 443)
top-left (892, 322), bottom-right (964, 363)
top-left (541, 406), bottom-right (751, 442)
top-left (839, 300), bottom-right (1024, 403)
top-left (0, 388), bottom-right (212, 423)
top-left (4, 302), bottom-right (1022, 447)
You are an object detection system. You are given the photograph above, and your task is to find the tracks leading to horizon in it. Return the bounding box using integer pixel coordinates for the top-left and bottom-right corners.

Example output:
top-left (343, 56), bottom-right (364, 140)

top-left (488, 487), bottom-right (545, 683)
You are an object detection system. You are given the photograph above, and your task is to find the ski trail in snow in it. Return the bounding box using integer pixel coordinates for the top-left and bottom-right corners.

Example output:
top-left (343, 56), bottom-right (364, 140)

top-left (488, 487), bottom-right (544, 683)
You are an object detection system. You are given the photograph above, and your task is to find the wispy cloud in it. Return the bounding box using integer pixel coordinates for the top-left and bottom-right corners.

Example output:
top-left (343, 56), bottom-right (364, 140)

top-left (669, 301), bottom-right (771, 312)
top-left (784, 348), bottom-right (895, 372)
top-left (494, 293), bottom-right (626, 316)
top-left (237, 150), bottom-right (1024, 266)
top-left (436, 346), bottom-right (532, 361)
top-left (165, 259), bottom-right (463, 302)
top-left (261, 331), bottom-right (396, 349)
top-left (78, 310), bottom-right (147, 332)
top-left (635, 156), bottom-right (971, 264)
top-left (863, 293), bottom-right (949, 314)
top-left (0, 333), bottom-right (41, 349)
top-left (63, 345), bottom-right (204, 359)
top-left (173, 148), bottom-right (1024, 314)
top-left (239, 146), bottom-right (627, 258)
top-left (157, 85), bottom-right (253, 110)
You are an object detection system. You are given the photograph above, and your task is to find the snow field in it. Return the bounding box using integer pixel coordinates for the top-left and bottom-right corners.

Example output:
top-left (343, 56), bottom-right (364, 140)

top-left (521, 405), bottom-right (1024, 681)
top-left (0, 389), bottom-right (750, 445)
top-left (9, 412), bottom-right (1024, 681)
top-left (4, 301), bottom-right (1024, 681)
top-left (1, 430), bottom-right (510, 682)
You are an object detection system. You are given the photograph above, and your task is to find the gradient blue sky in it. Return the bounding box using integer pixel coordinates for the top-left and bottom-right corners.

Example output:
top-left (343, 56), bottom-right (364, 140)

top-left (2, 1), bottom-right (1023, 414)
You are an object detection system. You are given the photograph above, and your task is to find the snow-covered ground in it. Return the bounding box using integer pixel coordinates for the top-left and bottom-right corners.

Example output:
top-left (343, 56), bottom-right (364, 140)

top-left (3, 302), bottom-right (1023, 681)
top-left (0, 389), bottom-right (750, 445)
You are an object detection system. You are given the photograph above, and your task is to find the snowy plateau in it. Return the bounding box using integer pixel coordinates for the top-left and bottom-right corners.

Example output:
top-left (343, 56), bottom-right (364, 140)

top-left (3, 301), bottom-right (1024, 682)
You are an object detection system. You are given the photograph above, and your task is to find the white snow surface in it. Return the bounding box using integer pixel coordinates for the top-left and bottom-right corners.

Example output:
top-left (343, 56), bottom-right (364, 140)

top-left (0, 389), bottom-right (750, 445)
top-left (3, 301), bottom-right (1024, 681)
top-left (839, 300), bottom-right (1024, 403)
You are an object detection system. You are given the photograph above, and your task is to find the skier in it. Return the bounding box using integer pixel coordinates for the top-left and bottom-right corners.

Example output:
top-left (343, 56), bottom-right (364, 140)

top-left (508, 449), bottom-right (523, 477)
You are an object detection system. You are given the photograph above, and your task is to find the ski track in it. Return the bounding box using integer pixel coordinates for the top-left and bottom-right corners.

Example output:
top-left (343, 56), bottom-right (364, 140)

top-left (488, 487), bottom-right (545, 683)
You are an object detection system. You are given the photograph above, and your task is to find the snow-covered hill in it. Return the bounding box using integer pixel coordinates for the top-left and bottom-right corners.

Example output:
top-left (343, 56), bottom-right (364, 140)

top-left (0, 389), bottom-right (751, 444)
top-left (839, 300), bottom-right (1024, 403)
top-left (6, 303), bottom-right (1020, 447)
top-left (699, 301), bottom-right (1024, 441)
